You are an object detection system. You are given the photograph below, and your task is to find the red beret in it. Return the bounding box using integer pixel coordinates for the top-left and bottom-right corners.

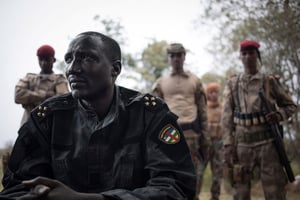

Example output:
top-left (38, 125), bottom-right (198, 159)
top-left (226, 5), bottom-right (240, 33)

top-left (37, 45), bottom-right (55, 57)
top-left (240, 40), bottom-right (260, 51)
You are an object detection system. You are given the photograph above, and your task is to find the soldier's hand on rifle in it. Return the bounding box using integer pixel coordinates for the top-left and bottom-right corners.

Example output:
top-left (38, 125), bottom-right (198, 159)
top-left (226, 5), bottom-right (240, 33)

top-left (224, 145), bottom-right (236, 167)
top-left (265, 111), bottom-right (283, 124)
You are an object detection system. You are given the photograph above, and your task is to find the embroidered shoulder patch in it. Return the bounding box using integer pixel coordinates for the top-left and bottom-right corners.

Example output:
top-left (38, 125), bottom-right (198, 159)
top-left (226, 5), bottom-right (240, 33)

top-left (159, 124), bottom-right (180, 144)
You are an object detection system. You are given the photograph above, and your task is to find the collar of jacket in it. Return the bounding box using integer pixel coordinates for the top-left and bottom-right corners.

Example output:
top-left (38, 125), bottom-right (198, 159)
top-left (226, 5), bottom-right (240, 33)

top-left (241, 71), bottom-right (262, 81)
top-left (38, 72), bottom-right (57, 81)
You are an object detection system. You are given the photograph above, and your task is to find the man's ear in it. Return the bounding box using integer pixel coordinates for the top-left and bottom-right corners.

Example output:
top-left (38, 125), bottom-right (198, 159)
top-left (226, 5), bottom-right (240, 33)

top-left (111, 60), bottom-right (121, 77)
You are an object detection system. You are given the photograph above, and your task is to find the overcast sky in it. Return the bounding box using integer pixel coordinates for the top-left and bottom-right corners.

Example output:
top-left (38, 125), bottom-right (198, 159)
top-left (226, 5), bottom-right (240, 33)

top-left (0, 0), bottom-right (214, 148)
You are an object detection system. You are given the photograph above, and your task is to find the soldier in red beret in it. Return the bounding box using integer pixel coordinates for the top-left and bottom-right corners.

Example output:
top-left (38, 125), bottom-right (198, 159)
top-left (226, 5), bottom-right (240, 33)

top-left (222, 40), bottom-right (297, 199)
top-left (240, 40), bottom-right (262, 65)
top-left (15, 44), bottom-right (69, 126)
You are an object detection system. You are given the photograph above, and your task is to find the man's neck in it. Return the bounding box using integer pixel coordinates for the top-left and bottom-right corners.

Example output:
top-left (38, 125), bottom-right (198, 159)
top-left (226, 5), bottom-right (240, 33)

top-left (172, 68), bottom-right (185, 74)
top-left (81, 86), bottom-right (115, 120)
top-left (40, 70), bottom-right (54, 75)
top-left (244, 66), bottom-right (258, 75)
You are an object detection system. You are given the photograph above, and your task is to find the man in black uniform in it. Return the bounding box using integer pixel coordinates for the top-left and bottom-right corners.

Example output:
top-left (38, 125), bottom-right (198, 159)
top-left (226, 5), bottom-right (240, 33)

top-left (0, 32), bottom-right (196, 200)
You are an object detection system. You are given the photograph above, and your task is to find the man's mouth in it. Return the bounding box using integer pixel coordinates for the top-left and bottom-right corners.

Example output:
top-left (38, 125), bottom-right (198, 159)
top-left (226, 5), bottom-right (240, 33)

top-left (68, 76), bottom-right (87, 88)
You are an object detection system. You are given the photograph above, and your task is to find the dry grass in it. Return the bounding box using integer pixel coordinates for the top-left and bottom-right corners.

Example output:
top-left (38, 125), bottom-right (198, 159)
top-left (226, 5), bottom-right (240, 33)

top-left (199, 164), bottom-right (300, 200)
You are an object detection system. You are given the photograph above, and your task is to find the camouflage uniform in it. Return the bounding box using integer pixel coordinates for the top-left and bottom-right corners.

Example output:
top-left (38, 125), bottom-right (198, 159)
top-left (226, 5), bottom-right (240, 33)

top-left (153, 70), bottom-right (208, 200)
top-left (222, 72), bottom-right (297, 200)
top-left (15, 72), bottom-right (69, 126)
top-left (206, 97), bottom-right (223, 200)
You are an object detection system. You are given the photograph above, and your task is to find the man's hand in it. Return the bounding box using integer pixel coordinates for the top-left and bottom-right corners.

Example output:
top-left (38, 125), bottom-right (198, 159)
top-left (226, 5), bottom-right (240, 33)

top-left (224, 145), bottom-right (236, 167)
top-left (265, 111), bottom-right (283, 124)
top-left (17, 177), bottom-right (106, 200)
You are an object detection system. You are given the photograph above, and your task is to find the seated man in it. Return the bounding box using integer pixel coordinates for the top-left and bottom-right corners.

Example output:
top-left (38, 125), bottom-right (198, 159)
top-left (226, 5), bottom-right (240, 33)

top-left (0, 31), bottom-right (196, 200)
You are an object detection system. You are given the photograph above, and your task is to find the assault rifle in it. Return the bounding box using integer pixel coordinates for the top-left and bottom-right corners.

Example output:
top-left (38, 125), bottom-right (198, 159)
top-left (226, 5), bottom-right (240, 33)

top-left (259, 89), bottom-right (295, 182)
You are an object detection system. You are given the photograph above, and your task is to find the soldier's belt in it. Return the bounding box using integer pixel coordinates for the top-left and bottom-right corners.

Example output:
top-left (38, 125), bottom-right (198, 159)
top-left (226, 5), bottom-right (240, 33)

top-left (233, 111), bottom-right (266, 126)
top-left (238, 130), bottom-right (273, 143)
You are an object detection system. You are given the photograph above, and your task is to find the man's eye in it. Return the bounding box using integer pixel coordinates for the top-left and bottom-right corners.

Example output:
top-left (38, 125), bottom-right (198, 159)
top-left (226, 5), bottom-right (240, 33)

top-left (81, 54), bottom-right (98, 62)
top-left (65, 55), bottom-right (73, 64)
top-left (82, 55), bottom-right (93, 62)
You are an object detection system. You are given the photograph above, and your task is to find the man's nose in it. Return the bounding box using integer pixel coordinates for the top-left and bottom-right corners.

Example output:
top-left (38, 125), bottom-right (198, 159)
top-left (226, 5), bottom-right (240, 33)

top-left (40, 60), bottom-right (47, 65)
top-left (67, 58), bottom-right (82, 73)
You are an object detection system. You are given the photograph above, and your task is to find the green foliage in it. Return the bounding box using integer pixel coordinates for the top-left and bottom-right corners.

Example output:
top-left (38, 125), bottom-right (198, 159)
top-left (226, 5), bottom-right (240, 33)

top-left (93, 15), bottom-right (127, 47)
top-left (135, 40), bottom-right (169, 92)
top-left (93, 15), bottom-right (139, 69)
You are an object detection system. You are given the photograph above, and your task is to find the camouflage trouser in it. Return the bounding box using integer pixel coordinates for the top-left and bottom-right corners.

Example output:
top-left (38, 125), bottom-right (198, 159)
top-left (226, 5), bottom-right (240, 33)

top-left (209, 139), bottom-right (223, 200)
top-left (183, 130), bottom-right (202, 200)
top-left (233, 142), bottom-right (287, 200)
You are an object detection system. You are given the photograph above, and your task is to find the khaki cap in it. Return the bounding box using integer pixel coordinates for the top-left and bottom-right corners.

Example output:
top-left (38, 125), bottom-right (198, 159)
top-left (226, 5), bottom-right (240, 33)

top-left (167, 43), bottom-right (186, 53)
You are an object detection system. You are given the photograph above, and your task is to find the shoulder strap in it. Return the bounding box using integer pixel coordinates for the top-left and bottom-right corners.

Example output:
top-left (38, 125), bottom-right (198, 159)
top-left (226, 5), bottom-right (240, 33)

top-left (234, 74), bottom-right (241, 111)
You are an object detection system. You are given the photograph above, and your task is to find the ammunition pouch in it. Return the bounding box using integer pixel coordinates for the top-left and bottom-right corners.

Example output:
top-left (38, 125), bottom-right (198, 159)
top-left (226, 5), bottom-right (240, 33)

top-left (233, 111), bottom-right (266, 126)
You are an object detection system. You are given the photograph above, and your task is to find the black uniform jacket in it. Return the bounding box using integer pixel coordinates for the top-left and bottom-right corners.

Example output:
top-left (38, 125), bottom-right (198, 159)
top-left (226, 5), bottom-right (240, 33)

top-left (1, 86), bottom-right (196, 200)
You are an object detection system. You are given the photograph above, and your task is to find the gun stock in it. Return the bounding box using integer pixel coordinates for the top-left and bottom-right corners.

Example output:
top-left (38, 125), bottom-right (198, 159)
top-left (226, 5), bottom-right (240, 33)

top-left (259, 89), bottom-right (295, 182)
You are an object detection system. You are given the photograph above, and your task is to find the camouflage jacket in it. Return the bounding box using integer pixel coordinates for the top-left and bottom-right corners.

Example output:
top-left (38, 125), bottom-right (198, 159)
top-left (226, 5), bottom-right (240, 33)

top-left (222, 72), bottom-right (297, 146)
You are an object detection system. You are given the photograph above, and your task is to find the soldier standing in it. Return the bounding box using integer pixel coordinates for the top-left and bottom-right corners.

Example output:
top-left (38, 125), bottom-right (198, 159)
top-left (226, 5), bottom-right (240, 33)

top-left (204, 82), bottom-right (223, 200)
top-left (152, 43), bottom-right (209, 200)
top-left (222, 40), bottom-right (297, 200)
top-left (15, 45), bottom-right (69, 126)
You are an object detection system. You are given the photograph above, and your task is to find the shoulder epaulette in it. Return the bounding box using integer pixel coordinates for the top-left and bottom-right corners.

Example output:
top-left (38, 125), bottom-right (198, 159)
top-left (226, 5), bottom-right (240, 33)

top-left (143, 94), bottom-right (165, 111)
top-left (128, 93), bottom-right (164, 112)
top-left (32, 93), bottom-right (75, 121)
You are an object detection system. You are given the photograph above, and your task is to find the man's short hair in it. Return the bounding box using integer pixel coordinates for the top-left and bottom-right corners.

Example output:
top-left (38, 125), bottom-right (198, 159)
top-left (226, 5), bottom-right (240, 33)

top-left (77, 31), bottom-right (121, 62)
